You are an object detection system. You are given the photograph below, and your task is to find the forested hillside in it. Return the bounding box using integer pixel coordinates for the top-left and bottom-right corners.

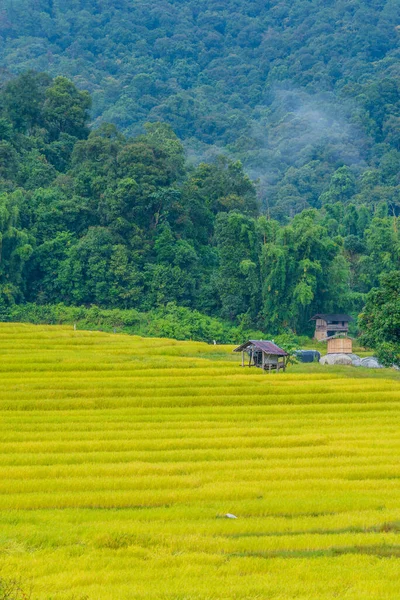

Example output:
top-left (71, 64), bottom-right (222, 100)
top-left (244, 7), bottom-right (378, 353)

top-left (0, 73), bottom-right (398, 335)
top-left (2, 0), bottom-right (400, 215)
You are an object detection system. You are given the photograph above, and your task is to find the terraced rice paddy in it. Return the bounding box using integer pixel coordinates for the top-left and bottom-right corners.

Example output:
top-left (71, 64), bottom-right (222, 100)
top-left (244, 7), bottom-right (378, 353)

top-left (1, 324), bottom-right (400, 599)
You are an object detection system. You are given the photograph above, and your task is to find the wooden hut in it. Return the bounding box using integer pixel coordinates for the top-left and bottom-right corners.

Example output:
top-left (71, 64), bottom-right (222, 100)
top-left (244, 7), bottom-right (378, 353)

top-left (310, 314), bottom-right (353, 341)
top-left (233, 340), bottom-right (289, 372)
top-left (327, 336), bottom-right (353, 354)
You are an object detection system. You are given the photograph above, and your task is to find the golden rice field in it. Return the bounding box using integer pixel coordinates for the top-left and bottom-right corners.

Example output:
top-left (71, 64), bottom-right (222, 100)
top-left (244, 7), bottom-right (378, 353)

top-left (1, 323), bottom-right (400, 599)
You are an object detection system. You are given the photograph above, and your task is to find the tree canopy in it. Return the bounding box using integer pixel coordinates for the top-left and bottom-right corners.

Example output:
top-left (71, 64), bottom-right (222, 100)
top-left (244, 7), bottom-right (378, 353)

top-left (0, 72), bottom-right (399, 336)
top-left (359, 272), bottom-right (400, 366)
top-left (2, 1), bottom-right (400, 217)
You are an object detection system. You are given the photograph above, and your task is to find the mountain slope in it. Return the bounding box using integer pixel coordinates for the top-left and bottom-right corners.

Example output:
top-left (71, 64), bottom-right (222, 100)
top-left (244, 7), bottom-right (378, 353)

top-left (2, 0), bottom-right (400, 213)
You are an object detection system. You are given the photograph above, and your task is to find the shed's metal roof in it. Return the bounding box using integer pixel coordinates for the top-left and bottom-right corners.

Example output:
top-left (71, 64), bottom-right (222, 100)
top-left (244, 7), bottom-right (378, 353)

top-left (309, 313), bottom-right (353, 322)
top-left (233, 340), bottom-right (289, 356)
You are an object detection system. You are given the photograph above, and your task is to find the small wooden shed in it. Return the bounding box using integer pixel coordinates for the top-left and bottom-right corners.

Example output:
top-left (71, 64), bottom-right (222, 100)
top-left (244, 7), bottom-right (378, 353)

top-left (327, 336), bottom-right (353, 355)
top-left (233, 340), bottom-right (289, 372)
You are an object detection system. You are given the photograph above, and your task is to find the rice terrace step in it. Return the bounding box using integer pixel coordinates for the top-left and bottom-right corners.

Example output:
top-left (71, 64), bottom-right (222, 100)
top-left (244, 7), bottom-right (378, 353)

top-left (0, 324), bottom-right (400, 599)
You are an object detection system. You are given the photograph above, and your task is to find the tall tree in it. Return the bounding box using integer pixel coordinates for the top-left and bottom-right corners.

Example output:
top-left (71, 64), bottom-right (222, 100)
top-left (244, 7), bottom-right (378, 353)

top-left (215, 211), bottom-right (260, 320)
top-left (359, 271), bottom-right (400, 366)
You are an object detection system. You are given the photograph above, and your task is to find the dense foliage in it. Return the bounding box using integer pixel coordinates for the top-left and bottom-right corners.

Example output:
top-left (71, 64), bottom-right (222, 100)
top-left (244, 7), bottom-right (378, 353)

top-left (0, 73), bottom-right (399, 335)
top-left (6, 302), bottom-right (266, 344)
top-left (2, 1), bottom-right (400, 216)
top-left (359, 271), bottom-right (400, 366)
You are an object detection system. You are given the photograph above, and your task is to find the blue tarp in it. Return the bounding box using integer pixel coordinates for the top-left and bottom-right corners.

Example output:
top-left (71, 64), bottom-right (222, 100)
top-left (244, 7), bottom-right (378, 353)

top-left (294, 350), bottom-right (321, 363)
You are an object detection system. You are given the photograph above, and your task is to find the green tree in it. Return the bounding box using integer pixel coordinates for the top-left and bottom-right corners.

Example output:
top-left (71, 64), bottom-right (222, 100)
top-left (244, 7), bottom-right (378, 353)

top-left (215, 211), bottom-right (260, 321)
top-left (0, 71), bottom-right (51, 133)
top-left (189, 157), bottom-right (258, 216)
top-left (43, 76), bottom-right (91, 141)
top-left (359, 271), bottom-right (400, 366)
top-left (260, 210), bottom-right (351, 332)
top-left (0, 191), bottom-right (33, 305)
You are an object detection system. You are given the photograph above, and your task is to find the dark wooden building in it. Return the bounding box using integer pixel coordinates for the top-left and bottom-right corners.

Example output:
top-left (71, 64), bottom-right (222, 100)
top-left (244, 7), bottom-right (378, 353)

top-left (234, 340), bottom-right (289, 372)
top-left (310, 314), bottom-right (353, 341)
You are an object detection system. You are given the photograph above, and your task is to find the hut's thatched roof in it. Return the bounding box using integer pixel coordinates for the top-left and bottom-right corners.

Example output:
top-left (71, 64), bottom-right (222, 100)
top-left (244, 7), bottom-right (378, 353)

top-left (233, 340), bottom-right (288, 356)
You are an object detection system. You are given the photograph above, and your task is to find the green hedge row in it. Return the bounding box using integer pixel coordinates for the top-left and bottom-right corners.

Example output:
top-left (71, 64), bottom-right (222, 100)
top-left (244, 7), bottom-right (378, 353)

top-left (4, 302), bottom-right (269, 345)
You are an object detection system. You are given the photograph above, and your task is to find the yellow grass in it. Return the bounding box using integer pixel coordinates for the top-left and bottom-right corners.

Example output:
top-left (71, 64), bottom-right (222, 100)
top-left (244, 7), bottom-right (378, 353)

top-left (1, 323), bottom-right (400, 599)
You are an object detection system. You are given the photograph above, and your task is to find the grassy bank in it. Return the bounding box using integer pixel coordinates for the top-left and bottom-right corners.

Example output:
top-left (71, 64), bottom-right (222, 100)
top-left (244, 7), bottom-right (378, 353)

top-left (3, 302), bottom-right (268, 345)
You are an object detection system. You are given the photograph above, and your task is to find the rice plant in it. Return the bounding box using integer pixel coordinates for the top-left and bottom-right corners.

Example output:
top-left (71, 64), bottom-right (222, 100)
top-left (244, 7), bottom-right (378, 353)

top-left (0, 324), bottom-right (400, 599)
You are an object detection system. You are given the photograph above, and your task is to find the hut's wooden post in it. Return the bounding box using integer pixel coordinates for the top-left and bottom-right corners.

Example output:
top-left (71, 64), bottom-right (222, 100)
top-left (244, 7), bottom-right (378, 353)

top-left (262, 351), bottom-right (265, 373)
